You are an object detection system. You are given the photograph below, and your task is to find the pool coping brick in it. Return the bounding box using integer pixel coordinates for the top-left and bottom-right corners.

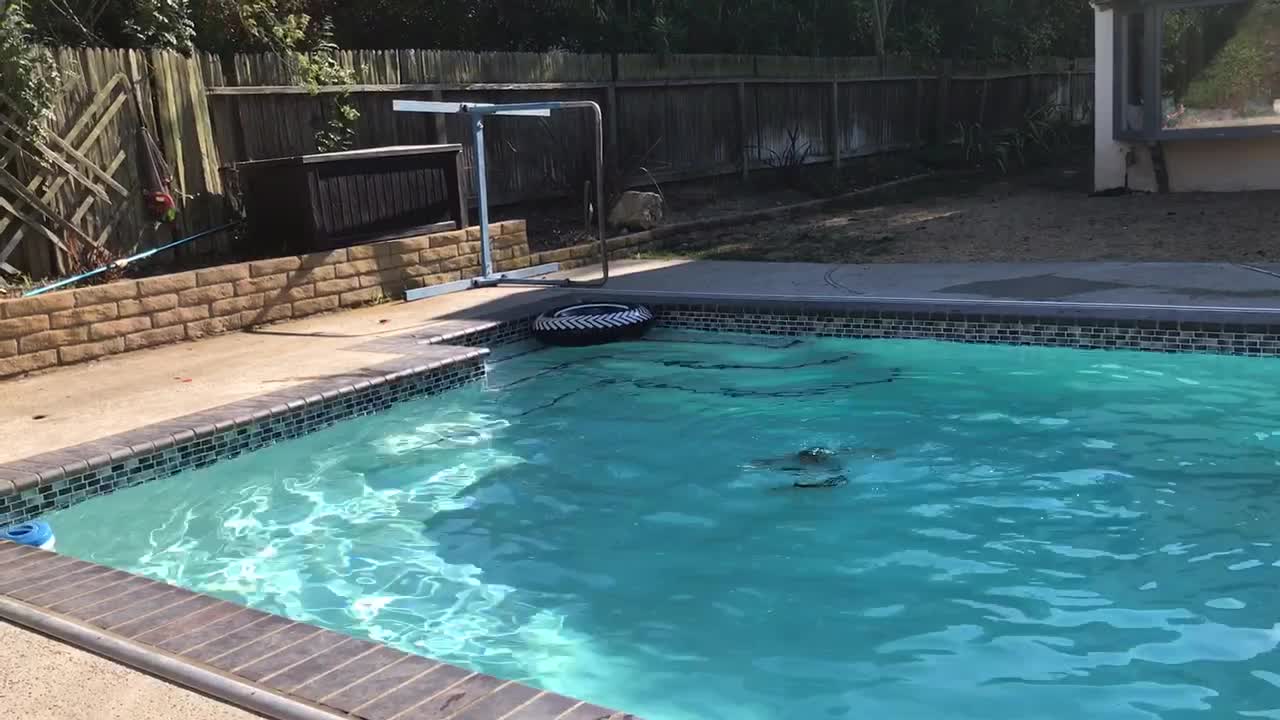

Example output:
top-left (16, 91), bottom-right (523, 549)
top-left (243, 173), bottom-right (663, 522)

top-left (0, 542), bottom-right (615, 720)
top-left (4, 290), bottom-right (1280, 720)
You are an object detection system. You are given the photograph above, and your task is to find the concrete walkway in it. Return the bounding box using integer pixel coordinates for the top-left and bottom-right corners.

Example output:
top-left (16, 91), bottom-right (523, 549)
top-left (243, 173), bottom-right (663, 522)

top-left (576, 259), bottom-right (1280, 311)
top-left (0, 621), bottom-right (255, 720)
top-left (0, 284), bottom-right (559, 463)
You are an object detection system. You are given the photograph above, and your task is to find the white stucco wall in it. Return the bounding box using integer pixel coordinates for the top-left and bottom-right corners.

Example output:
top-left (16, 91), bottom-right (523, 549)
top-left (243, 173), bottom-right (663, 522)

top-left (1092, 5), bottom-right (1280, 192)
top-left (1161, 139), bottom-right (1280, 191)
top-left (1094, 8), bottom-right (1130, 191)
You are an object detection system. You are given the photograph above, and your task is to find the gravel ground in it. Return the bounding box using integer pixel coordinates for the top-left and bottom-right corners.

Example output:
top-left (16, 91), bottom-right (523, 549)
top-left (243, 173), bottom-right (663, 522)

top-left (651, 168), bottom-right (1280, 264)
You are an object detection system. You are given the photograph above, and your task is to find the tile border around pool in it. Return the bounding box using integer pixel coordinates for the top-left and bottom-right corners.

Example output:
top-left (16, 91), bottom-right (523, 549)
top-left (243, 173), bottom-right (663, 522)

top-left (0, 304), bottom-right (559, 527)
top-left (0, 347), bottom-right (487, 527)
top-left (579, 294), bottom-right (1280, 357)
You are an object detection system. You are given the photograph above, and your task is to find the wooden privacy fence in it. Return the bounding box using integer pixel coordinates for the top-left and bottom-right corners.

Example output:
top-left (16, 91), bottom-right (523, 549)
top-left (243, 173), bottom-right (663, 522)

top-left (2, 48), bottom-right (1094, 279)
top-left (206, 53), bottom-right (1095, 206)
top-left (0, 48), bottom-right (225, 281)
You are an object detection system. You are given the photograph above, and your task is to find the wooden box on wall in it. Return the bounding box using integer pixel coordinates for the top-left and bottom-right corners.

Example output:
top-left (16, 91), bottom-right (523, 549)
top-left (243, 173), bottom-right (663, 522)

top-left (235, 144), bottom-right (469, 258)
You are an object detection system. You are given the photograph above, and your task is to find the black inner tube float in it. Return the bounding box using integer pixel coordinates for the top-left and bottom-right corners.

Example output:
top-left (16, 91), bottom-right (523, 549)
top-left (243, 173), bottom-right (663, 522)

top-left (533, 303), bottom-right (655, 346)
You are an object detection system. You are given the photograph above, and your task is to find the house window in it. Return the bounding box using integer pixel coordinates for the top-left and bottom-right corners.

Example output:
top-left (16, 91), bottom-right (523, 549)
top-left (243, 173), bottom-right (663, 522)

top-left (1113, 0), bottom-right (1280, 139)
top-left (1121, 11), bottom-right (1147, 133)
top-left (1159, 0), bottom-right (1279, 131)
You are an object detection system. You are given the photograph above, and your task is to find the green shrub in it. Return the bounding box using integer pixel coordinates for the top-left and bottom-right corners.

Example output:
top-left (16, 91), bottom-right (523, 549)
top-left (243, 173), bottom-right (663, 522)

top-left (0, 2), bottom-right (60, 140)
top-left (1178, 0), bottom-right (1280, 110)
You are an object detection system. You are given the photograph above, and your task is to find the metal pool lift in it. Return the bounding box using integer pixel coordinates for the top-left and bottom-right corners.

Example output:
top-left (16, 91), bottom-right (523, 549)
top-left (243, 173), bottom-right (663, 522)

top-left (392, 99), bottom-right (608, 301)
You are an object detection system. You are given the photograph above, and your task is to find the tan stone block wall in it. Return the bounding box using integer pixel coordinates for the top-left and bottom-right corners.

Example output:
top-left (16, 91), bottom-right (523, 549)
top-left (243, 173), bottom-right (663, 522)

top-left (118, 295), bottom-right (178, 317)
top-left (0, 221), bottom-right (526, 377)
top-left (50, 304), bottom-right (117, 328)
top-left (291, 295), bottom-right (339, 317)
top-left (125, 326), bottom-right (186, 351)
top-left (528, 223), bottom-right (667, 271)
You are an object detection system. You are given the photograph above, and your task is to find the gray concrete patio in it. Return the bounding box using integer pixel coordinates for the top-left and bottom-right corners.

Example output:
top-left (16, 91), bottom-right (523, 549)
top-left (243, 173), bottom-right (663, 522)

top-left (574, 259), bottom-right (1280, 313)
top-left (0, 621), bottom-right (256, 720)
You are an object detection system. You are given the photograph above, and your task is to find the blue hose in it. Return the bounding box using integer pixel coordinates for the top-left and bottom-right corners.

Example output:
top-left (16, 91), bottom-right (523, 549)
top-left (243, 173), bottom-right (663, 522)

top-left (24, 221), bottom-right (241, 298)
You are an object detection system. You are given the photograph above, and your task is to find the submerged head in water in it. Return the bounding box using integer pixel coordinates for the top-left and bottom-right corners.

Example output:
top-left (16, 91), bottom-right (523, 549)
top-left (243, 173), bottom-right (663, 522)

top-left (752, 446), bottom-right (895, 473)
top-left (752, 446), bottom-right (894, 491)
top-left (791, 475), bottom-right (849, 489)
top-left (752, 447), bottom-right (841, 473)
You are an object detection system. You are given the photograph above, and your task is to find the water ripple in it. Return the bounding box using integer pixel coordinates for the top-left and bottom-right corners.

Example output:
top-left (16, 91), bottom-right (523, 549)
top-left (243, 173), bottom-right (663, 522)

top-left (46, 334), bottom-right (1280, 720)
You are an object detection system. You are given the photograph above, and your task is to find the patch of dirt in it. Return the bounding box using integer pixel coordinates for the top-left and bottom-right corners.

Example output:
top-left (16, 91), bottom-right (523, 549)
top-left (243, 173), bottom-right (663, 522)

top-left (494, 152), bottom-right (931, 253)
top-left (653, 168), bottom-right (1280, 264)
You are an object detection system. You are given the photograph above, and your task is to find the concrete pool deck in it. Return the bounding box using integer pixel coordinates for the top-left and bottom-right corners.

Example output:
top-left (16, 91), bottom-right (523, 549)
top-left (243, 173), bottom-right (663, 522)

top-left (572, 259), bottom-right (1280, 313)
top-left (4, 257), bottom-right (1280, 720)
top-left (0, 284), bottom-right (559, 463)
top-left (7, 258), bottom-right (1280, 463)
top-left (0, 620), bottom-right (259, 720)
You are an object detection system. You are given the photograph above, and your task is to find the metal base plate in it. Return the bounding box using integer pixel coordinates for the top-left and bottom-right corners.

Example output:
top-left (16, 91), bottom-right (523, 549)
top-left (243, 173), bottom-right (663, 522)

top-left (405, 262), bottom-right (562, 302)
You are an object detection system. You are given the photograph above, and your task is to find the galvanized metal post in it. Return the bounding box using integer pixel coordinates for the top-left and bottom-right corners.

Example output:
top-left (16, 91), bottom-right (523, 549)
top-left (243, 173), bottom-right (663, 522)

top-left (471, 115), bottom-right (492, 277)
top-left (392, 98), bottom-right (611, 301)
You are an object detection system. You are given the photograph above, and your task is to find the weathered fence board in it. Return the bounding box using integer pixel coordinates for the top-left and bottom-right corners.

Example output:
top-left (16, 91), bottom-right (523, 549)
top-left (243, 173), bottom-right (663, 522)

top-left (440, 87), bottom-right (604, 205)
top-left (2, 49), bottom-right (140, 277)
top-left (838, 79), bottom-right (923, 157)
top-left (150, 50), bottom-right (225, 257)
top-left (618, 54), bottom-right (757, 81)
top-left (617, 83), bottom-right (740, 179)
top-left (755, 55), bottom-right (881, 79)
top-left (206, 53), bottom-right (1091, 203)
top-left (216, 50), bottom-right (614, 87)
top-left (751, 83), bottom-right (834, 164)
top-left (0, 47), bottom-right (233, 279)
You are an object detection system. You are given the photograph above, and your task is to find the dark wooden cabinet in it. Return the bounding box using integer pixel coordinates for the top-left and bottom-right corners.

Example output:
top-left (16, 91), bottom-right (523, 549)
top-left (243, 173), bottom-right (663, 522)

top-left (236, 144), bottom-right (468, 258)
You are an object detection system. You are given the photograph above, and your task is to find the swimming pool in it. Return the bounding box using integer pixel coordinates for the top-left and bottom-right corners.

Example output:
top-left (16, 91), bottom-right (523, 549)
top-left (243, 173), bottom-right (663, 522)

top-left (47, 330), bottom-right (1280, 719)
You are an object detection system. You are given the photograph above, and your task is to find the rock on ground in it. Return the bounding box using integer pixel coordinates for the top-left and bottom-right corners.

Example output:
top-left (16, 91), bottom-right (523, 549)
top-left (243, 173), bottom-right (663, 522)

top-left (608, 191), bottom-right (664, 231)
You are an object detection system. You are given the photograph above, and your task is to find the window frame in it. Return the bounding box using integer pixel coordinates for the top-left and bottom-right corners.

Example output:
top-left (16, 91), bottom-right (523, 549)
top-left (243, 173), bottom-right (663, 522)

top-left (1113, 7), bottom-right (1154, 140)
top-left (1113, 0), bottom-right (1280, 141)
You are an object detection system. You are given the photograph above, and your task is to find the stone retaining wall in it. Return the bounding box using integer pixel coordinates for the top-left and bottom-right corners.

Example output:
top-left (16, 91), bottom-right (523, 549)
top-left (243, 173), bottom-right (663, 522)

top-left (0, 221), bottom-right (530, 378)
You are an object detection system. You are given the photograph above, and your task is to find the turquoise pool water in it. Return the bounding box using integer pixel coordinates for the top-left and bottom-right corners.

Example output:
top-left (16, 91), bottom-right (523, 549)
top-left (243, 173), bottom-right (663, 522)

top-left (49, 331), bottom-right (1280, 719)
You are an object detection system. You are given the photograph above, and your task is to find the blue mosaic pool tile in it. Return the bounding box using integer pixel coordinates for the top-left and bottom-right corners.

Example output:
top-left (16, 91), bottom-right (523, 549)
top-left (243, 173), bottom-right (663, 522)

top-left (441, 318), bottom-right (534, 348)
top-left (650, 304), bottom-right (1280, 356)
top-left (0, 354), bottom-right (486, 527)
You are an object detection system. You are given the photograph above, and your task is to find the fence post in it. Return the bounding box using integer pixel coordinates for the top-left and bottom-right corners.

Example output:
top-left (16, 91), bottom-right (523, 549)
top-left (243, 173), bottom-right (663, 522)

top-left (830, 81), bottom-right (841, 168)
top-left (447, 150), bottom-right (469, 230)
top-left (1067, 59), bottom-right (1076, 122)
top-left (914, 78), bottom-right (925, 146)
top-left (737, 81), bottom-right (749, 180)
top-left (978, 77), bottom-right (990, 127)
top-left (430, 89), bottom-right (447, 142)
top-left (606, 82), bottom-right (619, 184)
top-left (936, 59), bottom-right (953, 144)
